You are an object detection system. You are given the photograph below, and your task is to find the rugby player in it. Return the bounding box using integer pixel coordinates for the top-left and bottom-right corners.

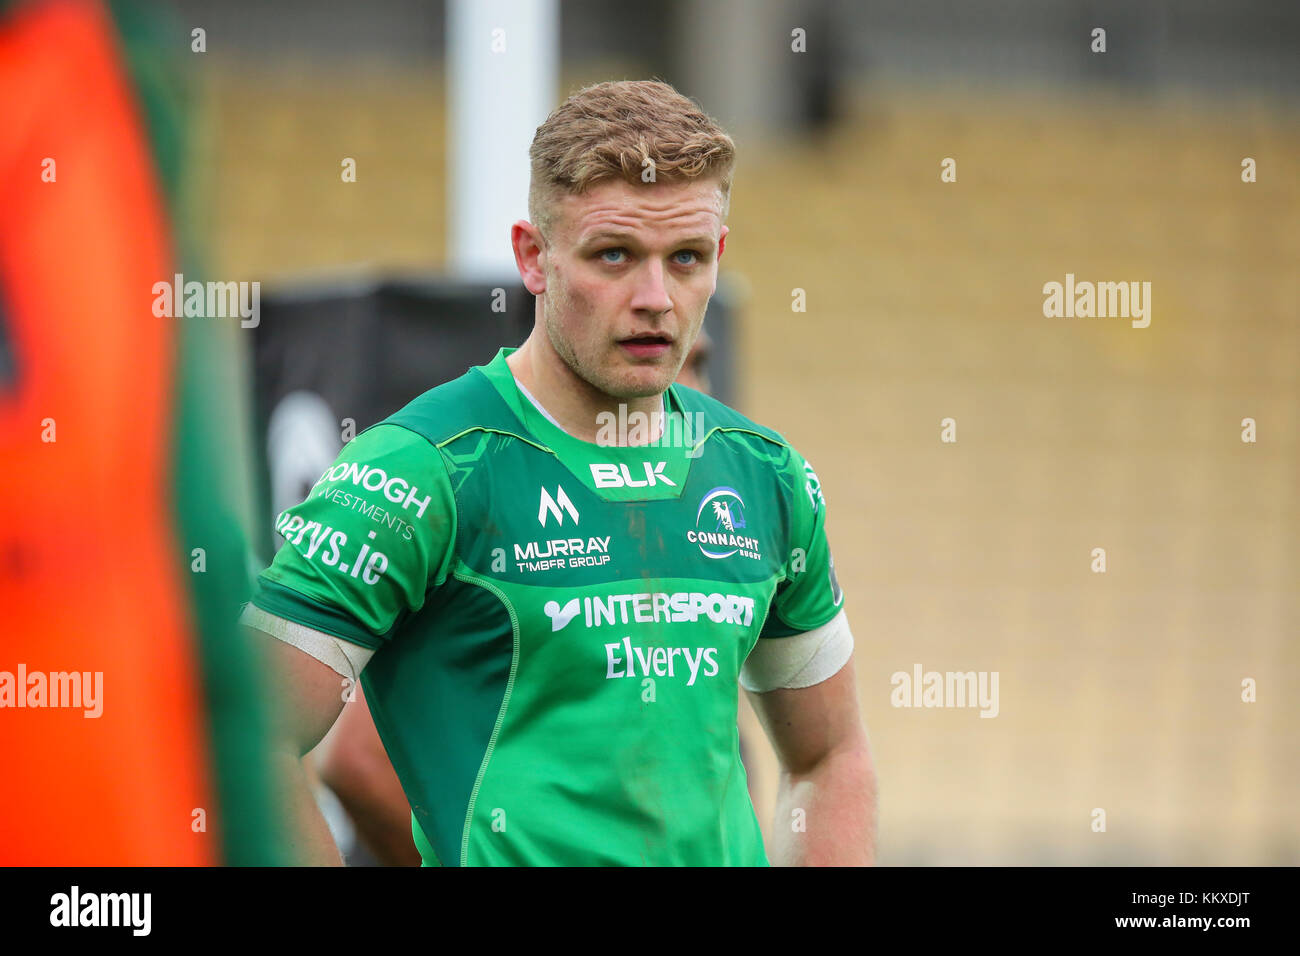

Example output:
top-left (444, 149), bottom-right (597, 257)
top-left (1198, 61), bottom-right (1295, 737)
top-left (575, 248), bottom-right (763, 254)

top-left (243, 79), bottom-right (877, 866)
top-left (315, 331), bottom-right (718, 867)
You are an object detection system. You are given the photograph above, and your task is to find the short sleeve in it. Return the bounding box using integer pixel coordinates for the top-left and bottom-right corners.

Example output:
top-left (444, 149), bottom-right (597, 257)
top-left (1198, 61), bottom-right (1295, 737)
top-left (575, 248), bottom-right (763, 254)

top-left (758, 448), bottom-right (845, 639)
top-left (248, 424), bottom-right (456, 649)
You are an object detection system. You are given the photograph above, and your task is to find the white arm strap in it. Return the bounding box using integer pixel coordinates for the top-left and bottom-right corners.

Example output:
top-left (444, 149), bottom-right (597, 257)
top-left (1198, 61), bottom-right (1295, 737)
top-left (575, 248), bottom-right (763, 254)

top-left (740, 608), bottom-right (853, 692)
top-left (239, 603), bottom-right (375, 683)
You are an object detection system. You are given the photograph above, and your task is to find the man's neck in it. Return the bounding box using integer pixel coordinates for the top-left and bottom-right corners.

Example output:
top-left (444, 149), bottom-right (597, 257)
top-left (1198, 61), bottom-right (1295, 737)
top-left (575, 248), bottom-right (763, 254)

top-left (505, 340), bottom-right (665, 445)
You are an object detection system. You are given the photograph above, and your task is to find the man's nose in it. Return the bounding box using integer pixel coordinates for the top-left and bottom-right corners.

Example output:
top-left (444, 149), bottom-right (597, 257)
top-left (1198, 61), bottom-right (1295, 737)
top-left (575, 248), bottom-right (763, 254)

top-left (630, 259), bottom-right (673, 315)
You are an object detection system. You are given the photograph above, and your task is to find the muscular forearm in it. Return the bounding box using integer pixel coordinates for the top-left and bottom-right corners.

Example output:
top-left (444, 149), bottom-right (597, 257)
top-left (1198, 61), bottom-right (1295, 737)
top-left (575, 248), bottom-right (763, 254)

top-left (768, 743), bottom-right (877, 866)
top-left (272, 750), bottom-right (345, 866)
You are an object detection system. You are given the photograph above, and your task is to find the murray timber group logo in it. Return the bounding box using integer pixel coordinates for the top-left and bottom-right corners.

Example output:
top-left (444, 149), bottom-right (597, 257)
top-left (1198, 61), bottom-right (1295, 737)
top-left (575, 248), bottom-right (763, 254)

top-left (688, 487), bottom-right (762, 561)
top-left (512, 484), bottom-right (611, 573)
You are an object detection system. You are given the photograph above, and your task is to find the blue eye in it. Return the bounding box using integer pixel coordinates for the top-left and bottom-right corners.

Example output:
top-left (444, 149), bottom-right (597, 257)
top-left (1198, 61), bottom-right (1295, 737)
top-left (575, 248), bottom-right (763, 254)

top-left (674, 250), bottom-right (701, 266)
top-left (600, 248), bottom-right (627, 264)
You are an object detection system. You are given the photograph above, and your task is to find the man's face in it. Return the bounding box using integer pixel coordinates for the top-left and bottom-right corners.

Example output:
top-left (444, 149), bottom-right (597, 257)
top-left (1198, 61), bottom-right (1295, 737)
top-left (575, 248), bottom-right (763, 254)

top-left (534, 177), bottom-right (728, 400)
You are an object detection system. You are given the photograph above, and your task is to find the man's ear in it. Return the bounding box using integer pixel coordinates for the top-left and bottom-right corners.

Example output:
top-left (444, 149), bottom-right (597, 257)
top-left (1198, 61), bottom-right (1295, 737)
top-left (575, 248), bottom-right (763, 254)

top-left (512, 221), bottom-right (547, 295)
top-left (711, 226), bottom-right (729, 294)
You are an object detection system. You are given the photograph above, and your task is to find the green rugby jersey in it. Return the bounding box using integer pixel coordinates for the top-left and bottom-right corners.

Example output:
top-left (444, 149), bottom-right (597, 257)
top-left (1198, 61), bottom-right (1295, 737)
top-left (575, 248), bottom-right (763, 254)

top-left (250, 347), bottom-right (844, 866)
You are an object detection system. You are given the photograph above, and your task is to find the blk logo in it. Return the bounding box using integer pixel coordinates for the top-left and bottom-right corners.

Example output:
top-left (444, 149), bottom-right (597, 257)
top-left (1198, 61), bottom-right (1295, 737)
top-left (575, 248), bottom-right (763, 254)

top-left (590, 461), bottom-right (676, 488)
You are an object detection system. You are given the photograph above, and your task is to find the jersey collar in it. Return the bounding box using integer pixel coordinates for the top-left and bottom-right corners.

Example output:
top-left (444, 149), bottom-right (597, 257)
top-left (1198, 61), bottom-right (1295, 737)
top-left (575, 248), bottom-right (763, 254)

top-left (475, 347), bottom-right (695, 501)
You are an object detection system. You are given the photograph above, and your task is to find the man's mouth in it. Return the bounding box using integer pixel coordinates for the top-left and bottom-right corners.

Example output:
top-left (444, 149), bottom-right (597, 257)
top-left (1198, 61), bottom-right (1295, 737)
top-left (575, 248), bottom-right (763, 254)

top-left (617, 333), bottom-right (673, 359)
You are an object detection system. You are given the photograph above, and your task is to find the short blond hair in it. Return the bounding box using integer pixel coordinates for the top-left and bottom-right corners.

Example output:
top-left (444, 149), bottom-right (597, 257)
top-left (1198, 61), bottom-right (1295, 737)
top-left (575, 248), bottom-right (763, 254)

top-left (528, 79), bottom-right (736, 240)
